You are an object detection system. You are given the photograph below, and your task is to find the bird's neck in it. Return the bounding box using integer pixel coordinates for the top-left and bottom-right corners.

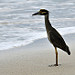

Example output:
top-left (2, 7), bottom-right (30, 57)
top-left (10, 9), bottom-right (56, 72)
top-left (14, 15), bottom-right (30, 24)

top-left (45, 14), bottom-right (52, 33)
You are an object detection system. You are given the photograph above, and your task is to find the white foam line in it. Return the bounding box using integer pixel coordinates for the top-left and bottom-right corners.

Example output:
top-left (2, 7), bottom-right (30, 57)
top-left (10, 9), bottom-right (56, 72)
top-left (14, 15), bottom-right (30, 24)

top-left (0, 26), bottom-right (75, 50)
top-left (57, 26), bottom-right (75, 35)
top-left (52, 18), bottom-right (75, 22)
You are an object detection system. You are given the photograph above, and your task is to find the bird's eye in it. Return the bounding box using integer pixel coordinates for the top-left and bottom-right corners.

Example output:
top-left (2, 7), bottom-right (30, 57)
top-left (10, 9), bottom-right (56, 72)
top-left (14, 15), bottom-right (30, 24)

top-left (40, 10), bottom-right (46, 14)
top-left (41, 12), bottom-right (46, 14)
top-left (40, 11), bottom-right (42, 13)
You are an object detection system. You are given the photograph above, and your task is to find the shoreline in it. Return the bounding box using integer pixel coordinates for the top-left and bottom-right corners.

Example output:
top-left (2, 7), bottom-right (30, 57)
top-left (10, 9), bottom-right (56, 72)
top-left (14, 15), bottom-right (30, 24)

top-left (0, 33), bottom-right (75, 51)
top-left (0, 33), bottom-right (74, 75)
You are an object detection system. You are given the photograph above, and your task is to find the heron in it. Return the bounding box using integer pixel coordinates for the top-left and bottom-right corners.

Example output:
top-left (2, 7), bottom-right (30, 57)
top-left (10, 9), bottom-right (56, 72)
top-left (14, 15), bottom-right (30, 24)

top-left (32, 9), bottom-right (71, 66)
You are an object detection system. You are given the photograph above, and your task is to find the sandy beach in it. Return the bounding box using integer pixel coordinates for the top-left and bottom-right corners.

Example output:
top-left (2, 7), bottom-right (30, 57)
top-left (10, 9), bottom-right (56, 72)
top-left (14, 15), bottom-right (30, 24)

top-left (0, 33), bottom-right (75, 75)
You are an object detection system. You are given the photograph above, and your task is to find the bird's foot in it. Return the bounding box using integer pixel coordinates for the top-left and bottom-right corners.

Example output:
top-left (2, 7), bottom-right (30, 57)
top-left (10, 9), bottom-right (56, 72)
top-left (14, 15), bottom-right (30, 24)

top-left (54, 64), bottom-right (58, 66)
top-left (48, 64), bottom-right (61, 67)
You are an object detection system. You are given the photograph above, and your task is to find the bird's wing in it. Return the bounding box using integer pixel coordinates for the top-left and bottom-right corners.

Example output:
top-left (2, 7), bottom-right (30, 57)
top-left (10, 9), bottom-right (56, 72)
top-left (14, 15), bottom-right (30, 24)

top-left (49, 28), bottom-right (66, 49)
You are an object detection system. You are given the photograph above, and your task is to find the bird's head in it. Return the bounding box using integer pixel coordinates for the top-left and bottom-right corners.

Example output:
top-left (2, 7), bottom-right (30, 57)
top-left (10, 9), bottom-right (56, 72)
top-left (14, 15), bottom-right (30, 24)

top-left (32, 9), bottom-right (49, 16)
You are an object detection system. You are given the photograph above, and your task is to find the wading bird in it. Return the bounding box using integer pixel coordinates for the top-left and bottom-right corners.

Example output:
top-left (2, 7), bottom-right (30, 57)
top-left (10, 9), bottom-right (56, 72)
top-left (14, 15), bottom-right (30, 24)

top-left (32, 9), bottom-right (71, 66)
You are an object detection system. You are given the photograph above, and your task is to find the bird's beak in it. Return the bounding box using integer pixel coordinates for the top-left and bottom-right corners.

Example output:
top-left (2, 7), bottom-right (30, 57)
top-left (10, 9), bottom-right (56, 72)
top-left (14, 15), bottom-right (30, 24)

top-left (32, 12), bottom-right (40, 16)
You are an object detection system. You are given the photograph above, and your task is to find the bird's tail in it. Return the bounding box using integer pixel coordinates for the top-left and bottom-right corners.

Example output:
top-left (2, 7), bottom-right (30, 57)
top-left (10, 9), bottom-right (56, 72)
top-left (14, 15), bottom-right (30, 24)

top-left (65, 46), bottom-right (71, 55)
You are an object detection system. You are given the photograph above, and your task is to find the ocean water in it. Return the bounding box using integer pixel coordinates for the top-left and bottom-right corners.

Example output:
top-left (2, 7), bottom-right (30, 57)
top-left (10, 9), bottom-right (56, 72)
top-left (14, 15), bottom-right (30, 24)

top-left (0, 0), bottom-right (75, 50)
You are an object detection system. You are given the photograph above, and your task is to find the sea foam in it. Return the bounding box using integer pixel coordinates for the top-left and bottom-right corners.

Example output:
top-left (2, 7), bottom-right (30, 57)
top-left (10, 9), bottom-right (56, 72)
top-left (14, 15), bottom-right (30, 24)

top-left (0, 26), bottom-right (75, 50)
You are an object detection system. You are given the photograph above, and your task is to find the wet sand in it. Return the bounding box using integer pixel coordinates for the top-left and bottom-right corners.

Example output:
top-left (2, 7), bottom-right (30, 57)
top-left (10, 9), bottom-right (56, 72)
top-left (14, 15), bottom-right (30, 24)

top-left (0, 33), bottom-right (75, 75)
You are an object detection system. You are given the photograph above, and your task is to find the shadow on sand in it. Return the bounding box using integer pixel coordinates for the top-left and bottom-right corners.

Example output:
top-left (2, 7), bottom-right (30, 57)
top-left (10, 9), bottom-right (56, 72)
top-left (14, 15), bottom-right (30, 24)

top-left (48, 64), bottom-right (61, 67)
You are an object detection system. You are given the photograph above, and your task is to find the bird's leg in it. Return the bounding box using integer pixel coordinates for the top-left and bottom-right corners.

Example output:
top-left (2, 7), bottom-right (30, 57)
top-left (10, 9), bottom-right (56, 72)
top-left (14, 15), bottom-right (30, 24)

top-left (55, 47), bottom-right (58, 66)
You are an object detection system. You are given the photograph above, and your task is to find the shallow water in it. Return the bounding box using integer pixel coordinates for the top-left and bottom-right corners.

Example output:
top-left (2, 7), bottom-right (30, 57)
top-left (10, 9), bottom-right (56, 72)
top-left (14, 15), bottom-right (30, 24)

top-left (0, 0), bottom-right (75, 50)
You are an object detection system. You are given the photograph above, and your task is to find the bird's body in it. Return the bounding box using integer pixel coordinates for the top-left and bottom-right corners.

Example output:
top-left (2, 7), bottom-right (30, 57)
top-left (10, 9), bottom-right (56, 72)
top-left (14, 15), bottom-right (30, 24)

top-left (32, 9), bottom-right (71, 66)
top-left (45, 14), bottom-right (70, 54)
